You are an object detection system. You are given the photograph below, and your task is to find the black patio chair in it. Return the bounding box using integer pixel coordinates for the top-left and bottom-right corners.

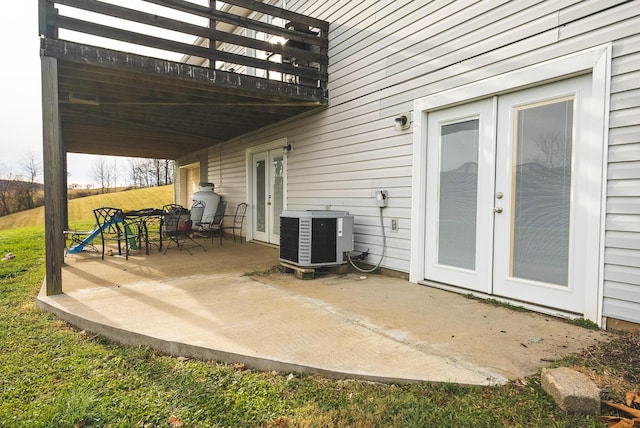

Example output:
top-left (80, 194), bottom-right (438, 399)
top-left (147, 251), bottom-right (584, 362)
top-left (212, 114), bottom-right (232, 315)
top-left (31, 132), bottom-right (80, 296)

top-left (195, 200), bottom-right (227, 245)
top-left (131, 208), bottom-right (164, 252)
top-left (162, 206), bottom-right (206, 255)
top-left (222, 202), bottom-right (247, 243)
top-left (93, 207), bottom-right (124, 260)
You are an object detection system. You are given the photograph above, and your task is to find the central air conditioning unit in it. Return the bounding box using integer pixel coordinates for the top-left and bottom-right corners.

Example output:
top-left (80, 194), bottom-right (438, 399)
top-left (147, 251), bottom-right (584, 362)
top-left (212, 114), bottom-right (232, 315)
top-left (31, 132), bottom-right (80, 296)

top-left (279, 210), bottom-right (354, 268)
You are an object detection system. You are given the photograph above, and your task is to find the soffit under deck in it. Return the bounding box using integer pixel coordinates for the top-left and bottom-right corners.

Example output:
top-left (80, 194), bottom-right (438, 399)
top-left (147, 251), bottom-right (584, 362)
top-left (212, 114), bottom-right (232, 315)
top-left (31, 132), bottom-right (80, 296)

top-left (44, 39), bottom-right (327, 160)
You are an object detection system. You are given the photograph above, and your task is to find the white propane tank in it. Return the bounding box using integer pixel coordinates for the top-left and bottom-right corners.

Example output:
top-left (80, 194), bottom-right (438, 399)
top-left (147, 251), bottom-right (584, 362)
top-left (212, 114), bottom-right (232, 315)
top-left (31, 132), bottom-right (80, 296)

top-left (191, 182), bottom-right (220, 225)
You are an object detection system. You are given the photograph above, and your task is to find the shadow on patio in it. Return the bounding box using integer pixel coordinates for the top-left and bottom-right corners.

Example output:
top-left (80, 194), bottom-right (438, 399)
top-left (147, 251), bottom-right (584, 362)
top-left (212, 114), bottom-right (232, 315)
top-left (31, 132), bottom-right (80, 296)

top-left (57, 237), bottom-right (277, 293)
top-left (38, 238), bottom-right (610, 386)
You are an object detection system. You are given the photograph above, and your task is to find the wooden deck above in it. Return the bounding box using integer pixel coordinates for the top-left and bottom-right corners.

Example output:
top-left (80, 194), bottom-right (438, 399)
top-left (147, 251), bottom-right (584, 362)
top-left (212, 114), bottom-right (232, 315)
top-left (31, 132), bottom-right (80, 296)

top-left (39, 0), bottom-right (329, 159)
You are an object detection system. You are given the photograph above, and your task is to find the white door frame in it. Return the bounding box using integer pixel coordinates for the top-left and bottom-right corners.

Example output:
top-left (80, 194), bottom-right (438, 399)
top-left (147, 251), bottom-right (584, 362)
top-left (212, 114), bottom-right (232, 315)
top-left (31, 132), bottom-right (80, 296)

top-left (410, 45), bottom-right (611, 323)
top-left (178, 162), bottom-right (200, 207)
top-left (245, 138), bottom-right (288, 243)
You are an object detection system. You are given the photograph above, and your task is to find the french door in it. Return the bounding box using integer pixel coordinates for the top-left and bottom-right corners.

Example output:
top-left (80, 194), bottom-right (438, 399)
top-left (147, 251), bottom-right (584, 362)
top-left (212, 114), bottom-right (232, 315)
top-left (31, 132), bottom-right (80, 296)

top-left (425, 75), bottom-right (595, 313)
top-left (425, 99), bottom-right (495, 293)
top-left (252, 148), bottom-right (285, 244)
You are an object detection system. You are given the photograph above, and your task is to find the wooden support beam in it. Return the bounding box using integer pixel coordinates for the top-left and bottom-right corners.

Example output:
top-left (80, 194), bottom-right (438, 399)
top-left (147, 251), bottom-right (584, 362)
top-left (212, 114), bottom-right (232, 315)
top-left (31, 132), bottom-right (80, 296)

top-left (209, 0), bottom-right (218, 68)
top-left (41, 56), bottom-right (64, 296)
top-left (63, 154), bottom-right (69, 231)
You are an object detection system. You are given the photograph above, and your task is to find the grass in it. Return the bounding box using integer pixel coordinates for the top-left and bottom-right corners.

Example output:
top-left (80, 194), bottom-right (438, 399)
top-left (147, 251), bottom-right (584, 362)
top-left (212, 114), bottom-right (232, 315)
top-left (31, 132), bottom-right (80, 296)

top-left (243, 265), bottom-right (287, 276)
top-left (571, 318), bottom-right (601, 330)
top-left (0, 185), bottom-right (173, 231)
top-left (0, 190), bottom-right (637, 426)
top-left (0, 227), bottom-right (624, 427)
top-left (466, 294), bottom-right (531, 313)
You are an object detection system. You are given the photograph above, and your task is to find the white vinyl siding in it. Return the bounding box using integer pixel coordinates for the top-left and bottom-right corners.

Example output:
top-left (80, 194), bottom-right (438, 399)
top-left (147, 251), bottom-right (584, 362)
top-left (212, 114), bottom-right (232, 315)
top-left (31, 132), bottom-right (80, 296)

top-left (194, 1), bottom-right (640, 317)
top-left (603, 31), bottom-right (640, 324)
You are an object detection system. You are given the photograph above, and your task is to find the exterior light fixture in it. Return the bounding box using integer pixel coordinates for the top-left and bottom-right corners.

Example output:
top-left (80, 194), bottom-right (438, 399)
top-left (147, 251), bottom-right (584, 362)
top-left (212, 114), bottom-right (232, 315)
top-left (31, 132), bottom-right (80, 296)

top-left (394, 115), bottom-right (410, 131)
top-left (283, 143), bottom-right (293, 154)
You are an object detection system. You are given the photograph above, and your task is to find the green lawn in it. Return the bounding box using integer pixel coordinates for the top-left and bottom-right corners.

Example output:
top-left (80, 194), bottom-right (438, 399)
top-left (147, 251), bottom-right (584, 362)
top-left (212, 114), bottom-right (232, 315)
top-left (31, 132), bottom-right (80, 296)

top-left (0, 185), bottom-right (174, 231)
top-left (0, 189), bottom-right (635, 426)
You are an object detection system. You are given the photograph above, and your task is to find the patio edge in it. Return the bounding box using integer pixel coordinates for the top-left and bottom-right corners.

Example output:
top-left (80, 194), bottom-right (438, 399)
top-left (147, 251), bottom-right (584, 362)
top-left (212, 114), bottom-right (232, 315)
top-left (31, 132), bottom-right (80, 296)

top-left (36, 291), bottom-right (464, 386)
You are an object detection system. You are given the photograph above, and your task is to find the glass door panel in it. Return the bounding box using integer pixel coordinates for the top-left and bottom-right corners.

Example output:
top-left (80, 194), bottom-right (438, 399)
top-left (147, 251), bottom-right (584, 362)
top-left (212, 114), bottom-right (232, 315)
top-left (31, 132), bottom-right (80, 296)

top-left (511, 98), bottom-right (573, 286)
top-left (270, 149), bottom-right (284, 240)
top-left (253, 154), bottom-right (268, 241)
top-left (438, 119), bottom-right (479, 270)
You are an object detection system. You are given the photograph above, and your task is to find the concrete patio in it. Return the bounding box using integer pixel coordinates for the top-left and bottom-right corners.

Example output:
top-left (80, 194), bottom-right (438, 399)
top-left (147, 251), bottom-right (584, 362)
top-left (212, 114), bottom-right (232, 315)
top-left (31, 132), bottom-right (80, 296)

top-left (37, 238), bottom-right (609, 386)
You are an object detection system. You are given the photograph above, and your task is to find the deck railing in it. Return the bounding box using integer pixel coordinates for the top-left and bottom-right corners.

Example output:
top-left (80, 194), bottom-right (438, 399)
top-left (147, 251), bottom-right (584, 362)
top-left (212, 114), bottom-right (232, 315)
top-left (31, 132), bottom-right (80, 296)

top-left (38, 0), bottom-right (329, 91)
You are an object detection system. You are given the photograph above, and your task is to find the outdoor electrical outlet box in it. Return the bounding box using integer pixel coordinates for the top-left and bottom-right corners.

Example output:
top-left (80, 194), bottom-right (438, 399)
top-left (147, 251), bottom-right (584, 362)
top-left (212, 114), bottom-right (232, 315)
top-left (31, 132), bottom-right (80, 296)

top-left (391, 219), bottom-right (398, 231)
top-left (376, 190), bottom-right (388, 207)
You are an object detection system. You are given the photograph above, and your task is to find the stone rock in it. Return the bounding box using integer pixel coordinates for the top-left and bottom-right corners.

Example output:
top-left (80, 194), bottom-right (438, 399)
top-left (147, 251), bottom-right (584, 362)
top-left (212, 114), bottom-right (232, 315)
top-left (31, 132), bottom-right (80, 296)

top-left (541, 367), bottom-right (601, 415)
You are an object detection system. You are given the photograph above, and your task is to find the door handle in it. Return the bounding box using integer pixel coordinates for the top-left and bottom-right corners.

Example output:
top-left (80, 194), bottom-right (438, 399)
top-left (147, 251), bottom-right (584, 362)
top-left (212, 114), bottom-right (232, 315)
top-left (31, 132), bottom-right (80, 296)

top-left (493, 206), bottom-right (503, 213)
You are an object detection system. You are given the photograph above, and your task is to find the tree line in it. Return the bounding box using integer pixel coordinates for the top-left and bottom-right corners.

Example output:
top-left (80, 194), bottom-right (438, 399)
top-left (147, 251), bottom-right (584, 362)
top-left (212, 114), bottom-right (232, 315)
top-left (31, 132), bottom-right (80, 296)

top-left (90, 158), bottom-right (174, 194)
top-left (0, 152), bottom-right (42, 216)
top-left (0, 153), bottom-right (174, 217)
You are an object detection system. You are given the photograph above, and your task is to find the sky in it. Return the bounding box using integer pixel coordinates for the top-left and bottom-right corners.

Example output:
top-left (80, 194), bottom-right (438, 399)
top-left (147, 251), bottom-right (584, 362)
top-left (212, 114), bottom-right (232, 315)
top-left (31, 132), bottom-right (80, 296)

top-left (0, 2), bottom-right (206, 187)
top-left (0, 3), bottom-right (45, 181)
top-left (0, 3), bottom-right (112, 187)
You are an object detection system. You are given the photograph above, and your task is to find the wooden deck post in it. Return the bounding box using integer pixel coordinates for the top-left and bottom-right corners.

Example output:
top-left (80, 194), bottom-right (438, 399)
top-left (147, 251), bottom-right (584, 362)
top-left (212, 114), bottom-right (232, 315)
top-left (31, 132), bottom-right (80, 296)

top-left (41, 56), bottom-right (64, 295)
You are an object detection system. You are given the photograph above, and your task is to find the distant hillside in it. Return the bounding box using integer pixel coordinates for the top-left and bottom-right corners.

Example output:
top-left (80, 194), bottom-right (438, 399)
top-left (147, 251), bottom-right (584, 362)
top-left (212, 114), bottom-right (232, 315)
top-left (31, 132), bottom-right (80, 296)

top-left (0, 179), bottom-right (44, 191)
top-left (0, 185), bottom-right (174, 231)
top-left (0, 179), bottom-right (45, 216)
